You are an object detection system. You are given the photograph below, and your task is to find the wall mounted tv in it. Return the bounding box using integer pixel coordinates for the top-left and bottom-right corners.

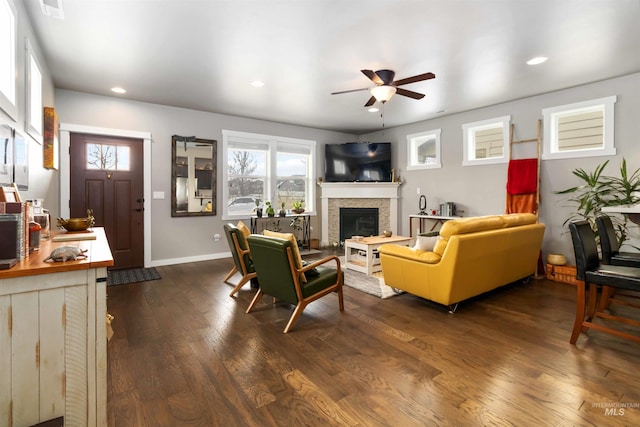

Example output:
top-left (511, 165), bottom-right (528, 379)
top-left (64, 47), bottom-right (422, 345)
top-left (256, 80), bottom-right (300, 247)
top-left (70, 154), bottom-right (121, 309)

top-left (324, 142), bottom-right (392, 182)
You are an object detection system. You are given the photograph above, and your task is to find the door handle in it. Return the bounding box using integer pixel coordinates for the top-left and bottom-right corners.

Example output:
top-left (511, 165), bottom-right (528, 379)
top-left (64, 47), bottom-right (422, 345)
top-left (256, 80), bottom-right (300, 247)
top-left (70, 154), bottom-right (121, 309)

top-left (135, 198), bottom-right (145, 212)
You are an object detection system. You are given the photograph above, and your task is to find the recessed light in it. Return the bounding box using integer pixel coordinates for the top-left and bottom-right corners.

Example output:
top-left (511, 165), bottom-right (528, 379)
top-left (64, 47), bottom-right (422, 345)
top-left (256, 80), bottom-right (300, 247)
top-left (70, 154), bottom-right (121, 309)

top-left (368, 107), bottom-right (379, 113)
top-left (526, 56), bottom-right (548, 65)
top-left (111, 87), bottom-right (126, 94)
top-left (251, 80), bottom-right (264, 87)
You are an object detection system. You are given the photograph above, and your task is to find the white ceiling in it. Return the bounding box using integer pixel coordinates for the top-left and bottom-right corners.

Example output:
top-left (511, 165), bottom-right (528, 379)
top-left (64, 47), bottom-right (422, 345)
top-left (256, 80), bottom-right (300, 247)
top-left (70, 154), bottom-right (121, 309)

top-left (23, 0), bottom-right (640, 135)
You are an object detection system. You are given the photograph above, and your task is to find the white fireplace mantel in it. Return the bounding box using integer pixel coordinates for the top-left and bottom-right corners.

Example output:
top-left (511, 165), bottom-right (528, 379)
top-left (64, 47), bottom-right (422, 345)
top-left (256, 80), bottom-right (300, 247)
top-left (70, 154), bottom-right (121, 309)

top-left (319, 182), bottom-right (401, 246)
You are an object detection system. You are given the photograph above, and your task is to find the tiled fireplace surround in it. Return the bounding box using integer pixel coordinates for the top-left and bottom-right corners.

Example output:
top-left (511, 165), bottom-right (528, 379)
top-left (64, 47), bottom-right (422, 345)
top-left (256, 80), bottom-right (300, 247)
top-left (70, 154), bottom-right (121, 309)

top-left (319, 182), bottom-right (400, 246)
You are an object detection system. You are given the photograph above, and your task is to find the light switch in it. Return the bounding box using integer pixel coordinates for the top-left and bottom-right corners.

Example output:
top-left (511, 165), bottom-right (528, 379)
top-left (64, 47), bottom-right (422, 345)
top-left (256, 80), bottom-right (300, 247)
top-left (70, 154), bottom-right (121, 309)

top-left (153, 191), bottom-right (165, 200)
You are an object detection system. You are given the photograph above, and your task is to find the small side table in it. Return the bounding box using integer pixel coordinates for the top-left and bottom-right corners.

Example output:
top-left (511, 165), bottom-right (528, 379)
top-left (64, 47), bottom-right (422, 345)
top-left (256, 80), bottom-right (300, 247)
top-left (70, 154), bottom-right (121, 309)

top-left (409, 214), bottom-right (460, 236)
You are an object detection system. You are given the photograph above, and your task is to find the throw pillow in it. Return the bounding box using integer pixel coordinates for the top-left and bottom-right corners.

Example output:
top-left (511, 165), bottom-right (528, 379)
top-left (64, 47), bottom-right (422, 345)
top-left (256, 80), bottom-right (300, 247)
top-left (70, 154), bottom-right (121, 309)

top-left (236, 220), bottom-right (251, 249)
top-left (414, 235), bottom-right (439, 251)
top-left (262, 230), bottom-right (306, 282)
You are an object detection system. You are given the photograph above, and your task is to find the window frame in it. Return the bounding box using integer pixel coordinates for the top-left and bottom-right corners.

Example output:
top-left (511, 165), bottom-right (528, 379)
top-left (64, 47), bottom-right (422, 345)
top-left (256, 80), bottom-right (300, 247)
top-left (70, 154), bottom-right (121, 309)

top-left (462, 115), bottom-right (510, 166)
top-left (0, 0), bottom-right (17, 120)
top-left (222, 129), bottom-right (316, 221)
top-left (541, 96), bottom-right (617, 160)
top-left (406, 128), bottom-right (441, 170)
top-left (25, 38), bottom-right (43, 143)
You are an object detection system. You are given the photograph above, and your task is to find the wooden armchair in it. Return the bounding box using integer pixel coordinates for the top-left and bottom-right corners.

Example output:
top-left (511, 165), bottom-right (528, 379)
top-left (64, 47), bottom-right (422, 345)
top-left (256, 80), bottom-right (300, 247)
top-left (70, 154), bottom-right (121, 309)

top-left (223, 223), bottom-right (257, 297)
top-left (246, 234), bottom-right (344, 333)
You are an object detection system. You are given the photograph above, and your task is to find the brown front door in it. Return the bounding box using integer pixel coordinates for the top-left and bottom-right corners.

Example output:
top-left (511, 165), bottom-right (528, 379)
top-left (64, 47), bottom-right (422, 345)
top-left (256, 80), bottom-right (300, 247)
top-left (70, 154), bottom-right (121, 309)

top-left (70, 133), bottom-right (144, 269)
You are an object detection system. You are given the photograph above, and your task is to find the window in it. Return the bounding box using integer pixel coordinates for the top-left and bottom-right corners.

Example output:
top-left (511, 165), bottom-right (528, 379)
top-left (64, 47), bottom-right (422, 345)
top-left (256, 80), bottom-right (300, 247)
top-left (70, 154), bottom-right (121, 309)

top-left (0, 0), bottom-right (16, 119)
top-left (222, 130), bottom-right (316, 219)
top-left (462, 115), bottom-right (510, 166)
top-left (86, 143), bottom-right (130, 170)
top-left (25, 40), bottom-right (43, 142)
top-left (542, 96), bottom-right (616, 160)
top-left (406, 129), bottom-right (441, 170)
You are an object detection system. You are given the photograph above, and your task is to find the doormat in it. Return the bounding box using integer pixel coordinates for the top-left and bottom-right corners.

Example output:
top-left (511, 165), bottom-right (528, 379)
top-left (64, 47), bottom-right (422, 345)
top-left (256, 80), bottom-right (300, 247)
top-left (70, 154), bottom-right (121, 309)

top-left (107, 267), bottom-right (161, 286)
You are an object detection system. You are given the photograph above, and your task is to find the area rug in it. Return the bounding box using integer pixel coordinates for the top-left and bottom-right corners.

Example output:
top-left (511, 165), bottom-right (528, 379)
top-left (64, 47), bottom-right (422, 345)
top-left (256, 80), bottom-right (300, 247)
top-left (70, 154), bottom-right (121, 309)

top-left (107, 267), bottom-right (161, 286)
top-left (338, 258), bottom-right (403, 299)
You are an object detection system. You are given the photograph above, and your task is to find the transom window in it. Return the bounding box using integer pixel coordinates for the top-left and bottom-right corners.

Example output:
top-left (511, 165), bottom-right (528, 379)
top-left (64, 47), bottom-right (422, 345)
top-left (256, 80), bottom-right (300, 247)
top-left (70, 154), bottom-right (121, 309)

top-left (462, 115), bottom-right (510, 166)
top-left (542, 96), bottom-right (616, 160)
top-left (26, 39), bottom-right (43, 142)
top-left (86, 143), bottom-right (130, 171)
top-left (0, 0), bottom-right (16, 119)
top-left (222, 130), bottom-right (316, 219)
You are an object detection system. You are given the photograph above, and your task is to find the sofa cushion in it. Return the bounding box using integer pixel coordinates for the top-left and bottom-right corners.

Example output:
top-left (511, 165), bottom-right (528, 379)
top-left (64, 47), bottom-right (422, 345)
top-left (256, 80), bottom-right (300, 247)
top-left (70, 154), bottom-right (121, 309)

top-left (414, 234), bottom-right (439, 251)
top-left (439, 215), bottom-right (505, 240)
top-left (502, 213), bottom-right (537, 228)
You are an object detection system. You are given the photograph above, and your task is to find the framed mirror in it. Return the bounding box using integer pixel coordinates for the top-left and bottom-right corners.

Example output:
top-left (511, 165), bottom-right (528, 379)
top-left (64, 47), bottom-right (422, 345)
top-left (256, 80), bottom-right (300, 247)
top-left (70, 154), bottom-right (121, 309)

top-left (171, 135), bottom-right (217, 217)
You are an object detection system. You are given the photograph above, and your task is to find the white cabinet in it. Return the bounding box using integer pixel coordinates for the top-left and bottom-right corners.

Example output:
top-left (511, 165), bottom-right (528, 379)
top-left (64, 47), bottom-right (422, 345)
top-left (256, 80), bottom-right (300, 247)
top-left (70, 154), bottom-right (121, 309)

top-left (0, 228), bottom-right (112, 427)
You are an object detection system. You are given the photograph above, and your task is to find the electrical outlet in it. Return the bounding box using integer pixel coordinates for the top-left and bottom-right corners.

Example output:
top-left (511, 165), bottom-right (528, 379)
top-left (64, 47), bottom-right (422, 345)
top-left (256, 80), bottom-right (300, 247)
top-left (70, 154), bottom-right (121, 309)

top-left (416, 187), bottom-right (421, 195)
top-left (213, 234), bottom-right (221, 241)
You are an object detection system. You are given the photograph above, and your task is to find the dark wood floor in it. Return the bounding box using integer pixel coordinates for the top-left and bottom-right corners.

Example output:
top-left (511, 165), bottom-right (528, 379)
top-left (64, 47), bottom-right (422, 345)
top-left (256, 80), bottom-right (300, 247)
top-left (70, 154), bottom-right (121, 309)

top-left (106, 252), bottom-right (640, 426)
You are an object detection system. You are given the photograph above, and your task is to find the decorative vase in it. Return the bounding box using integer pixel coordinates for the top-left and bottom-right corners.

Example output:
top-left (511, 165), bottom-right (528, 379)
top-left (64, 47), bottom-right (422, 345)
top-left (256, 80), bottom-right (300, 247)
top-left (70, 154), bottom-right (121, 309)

top-left (256, 208), bottom-right (263, 218)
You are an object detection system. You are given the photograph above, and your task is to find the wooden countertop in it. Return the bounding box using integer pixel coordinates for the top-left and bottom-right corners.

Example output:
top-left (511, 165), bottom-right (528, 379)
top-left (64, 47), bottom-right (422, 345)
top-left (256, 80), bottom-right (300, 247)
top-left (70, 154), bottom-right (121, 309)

top-left (0, 227), bottom-right (114, 279)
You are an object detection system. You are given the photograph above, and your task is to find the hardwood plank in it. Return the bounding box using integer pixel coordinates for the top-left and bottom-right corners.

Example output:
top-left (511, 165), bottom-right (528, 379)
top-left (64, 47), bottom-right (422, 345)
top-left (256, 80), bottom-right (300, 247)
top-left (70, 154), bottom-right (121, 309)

top-left (106, 253), bottom-right (640, 426)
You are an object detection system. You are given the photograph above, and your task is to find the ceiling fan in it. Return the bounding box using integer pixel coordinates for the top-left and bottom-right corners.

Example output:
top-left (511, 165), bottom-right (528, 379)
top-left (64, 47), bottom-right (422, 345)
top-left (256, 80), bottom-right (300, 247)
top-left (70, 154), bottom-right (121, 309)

top-left (331, 69), bottom-right (435, 107)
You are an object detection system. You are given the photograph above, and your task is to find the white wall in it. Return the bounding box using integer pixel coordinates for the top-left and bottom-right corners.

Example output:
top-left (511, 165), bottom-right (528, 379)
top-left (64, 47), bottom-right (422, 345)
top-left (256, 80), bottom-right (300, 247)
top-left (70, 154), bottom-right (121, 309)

top-left (360, 72), bottom-right (640, 264)
top-left (0, 0), bottom-right (57, 211)
top-left (54, 90), bottom-right (356, 265)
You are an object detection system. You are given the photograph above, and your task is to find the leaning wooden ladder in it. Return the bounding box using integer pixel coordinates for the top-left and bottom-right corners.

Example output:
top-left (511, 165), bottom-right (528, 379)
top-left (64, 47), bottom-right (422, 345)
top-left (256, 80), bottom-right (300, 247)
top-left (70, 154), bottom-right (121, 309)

top-left (507, 119), bottom-right (542, 217)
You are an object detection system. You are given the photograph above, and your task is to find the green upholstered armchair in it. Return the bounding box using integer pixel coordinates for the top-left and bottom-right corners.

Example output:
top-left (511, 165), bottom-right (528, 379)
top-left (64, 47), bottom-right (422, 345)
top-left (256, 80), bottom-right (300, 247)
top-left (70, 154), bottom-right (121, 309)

top-left (246, 234), bottom-right (344, 333)
top-left (223, 223), bottom-right (257, 297)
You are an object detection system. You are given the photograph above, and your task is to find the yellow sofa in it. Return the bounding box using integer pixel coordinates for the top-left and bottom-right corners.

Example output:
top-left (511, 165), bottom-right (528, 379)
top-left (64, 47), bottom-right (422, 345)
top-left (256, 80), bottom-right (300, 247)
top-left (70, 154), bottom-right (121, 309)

top-left (378, 213), bottom-right (545, 310)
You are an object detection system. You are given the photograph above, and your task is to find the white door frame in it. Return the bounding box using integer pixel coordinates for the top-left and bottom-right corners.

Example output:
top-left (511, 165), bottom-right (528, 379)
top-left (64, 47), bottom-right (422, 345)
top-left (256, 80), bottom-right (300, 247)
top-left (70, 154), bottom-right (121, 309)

top-left (59, 123), bottom-right (153, 268)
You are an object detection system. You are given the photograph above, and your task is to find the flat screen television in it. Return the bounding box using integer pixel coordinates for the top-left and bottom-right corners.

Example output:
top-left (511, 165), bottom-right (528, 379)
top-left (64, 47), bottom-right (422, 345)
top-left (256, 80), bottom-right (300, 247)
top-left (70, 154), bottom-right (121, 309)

top-left (324, 142), bottom-right (392, 182)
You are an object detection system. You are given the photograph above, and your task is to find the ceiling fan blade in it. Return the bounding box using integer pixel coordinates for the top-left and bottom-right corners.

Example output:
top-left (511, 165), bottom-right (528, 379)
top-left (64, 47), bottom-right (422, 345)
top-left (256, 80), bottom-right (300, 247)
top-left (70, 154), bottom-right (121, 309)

top-left (396, 88), bottom-right (425, 100)
top-left (331, 87), bottom-right (370, 95)
top-left (364, 96), bottom-right (376, 107)
top-left (361, 69), bottom-right (383, 85)
top-left (393, 72), bottom-right (436, 86)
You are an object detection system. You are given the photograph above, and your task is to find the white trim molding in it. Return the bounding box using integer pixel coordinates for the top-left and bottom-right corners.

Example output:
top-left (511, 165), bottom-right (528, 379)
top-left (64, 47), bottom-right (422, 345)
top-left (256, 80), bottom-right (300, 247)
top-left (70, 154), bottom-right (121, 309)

top-left (59, 123), bottom-right (153, 267)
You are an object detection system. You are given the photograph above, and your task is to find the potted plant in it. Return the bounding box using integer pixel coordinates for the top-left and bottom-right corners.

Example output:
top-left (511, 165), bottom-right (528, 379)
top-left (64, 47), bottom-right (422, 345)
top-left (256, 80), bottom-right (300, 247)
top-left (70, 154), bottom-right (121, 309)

top-left (291, 200), bottom-right (305, 214)
top-left (265, 201), bottom-right (275, 217)
top-left (279, 201), bottom-right (287, 217)
top-left (254, 198), bottom-right (262, 218)
top-left (556, 158), bottom-right (640, 249)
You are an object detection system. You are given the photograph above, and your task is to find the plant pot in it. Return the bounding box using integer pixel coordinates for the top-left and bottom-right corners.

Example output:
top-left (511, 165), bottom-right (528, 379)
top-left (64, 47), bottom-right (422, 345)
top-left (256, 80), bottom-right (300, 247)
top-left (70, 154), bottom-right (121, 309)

top-left (279, 211), bottom-right (286, 217)
top-left (292, 208), bottom-right (305, 214)
top-left (255, 208), bottom-right (263, 218)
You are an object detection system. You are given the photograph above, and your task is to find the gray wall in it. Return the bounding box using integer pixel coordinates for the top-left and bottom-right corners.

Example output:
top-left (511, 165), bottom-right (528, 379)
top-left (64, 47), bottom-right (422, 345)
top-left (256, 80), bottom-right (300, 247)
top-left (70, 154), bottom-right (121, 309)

top-left (0, 0), bottom-right (57, 211)
top-left (360, 72), bottom-right (640, 263)
top-left (54, 90), bottom-right (356, 264)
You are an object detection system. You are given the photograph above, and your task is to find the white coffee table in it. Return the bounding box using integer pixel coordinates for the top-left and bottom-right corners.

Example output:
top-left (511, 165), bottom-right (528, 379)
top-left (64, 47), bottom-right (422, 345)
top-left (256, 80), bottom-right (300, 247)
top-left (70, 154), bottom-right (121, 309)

top-left (344, 235), bottom-right (413, 276)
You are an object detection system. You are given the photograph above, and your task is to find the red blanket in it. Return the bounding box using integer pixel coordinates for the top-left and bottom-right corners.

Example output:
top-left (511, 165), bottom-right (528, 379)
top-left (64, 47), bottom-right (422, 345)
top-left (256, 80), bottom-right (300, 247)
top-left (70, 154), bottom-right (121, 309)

top-left (507, 158), bottom-right (538, 195)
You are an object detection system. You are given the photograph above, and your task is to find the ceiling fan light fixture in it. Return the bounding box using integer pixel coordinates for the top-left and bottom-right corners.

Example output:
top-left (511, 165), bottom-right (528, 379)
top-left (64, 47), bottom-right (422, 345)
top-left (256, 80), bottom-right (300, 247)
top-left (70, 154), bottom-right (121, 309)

top-left (371, 85), bottom-right (396, 103)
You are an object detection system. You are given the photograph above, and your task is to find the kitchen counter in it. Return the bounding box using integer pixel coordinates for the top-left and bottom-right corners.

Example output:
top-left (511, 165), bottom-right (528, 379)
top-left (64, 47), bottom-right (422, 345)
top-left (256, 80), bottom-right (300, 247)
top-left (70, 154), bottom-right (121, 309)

top-left (0, 227), bottom-right (113, 427)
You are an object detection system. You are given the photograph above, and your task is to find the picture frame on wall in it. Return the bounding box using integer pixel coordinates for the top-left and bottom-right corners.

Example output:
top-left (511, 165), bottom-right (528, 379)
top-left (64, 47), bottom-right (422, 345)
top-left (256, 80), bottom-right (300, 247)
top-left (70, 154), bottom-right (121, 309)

top-left (13, 129), bottom-right (28, 190)
top-left (0, 124), bottom-right (14, 187)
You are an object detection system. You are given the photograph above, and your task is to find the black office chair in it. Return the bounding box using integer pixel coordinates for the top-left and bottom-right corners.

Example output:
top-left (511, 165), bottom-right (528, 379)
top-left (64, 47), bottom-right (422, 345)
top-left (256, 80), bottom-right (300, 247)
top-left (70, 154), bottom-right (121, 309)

top-left (595, 214), bottom-right (640, 267)
top-left (569, 220), bottom-right (640, 344)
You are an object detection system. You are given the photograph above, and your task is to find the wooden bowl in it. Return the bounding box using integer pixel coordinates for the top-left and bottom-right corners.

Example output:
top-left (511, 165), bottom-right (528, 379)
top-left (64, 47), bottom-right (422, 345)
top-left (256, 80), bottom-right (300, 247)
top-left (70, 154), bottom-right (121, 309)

top-left (547, 253), bottom-right (567, 265)
top-left (57, 217), bottom-right (94, 232)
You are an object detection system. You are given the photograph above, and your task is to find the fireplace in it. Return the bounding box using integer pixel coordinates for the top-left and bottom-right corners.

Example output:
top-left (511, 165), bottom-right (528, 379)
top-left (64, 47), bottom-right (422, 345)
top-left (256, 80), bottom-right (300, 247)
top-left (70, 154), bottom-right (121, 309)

top-left (319, 182), bottom-right (400, 247)
top-left (340, 208), bottom-right (379, 242)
